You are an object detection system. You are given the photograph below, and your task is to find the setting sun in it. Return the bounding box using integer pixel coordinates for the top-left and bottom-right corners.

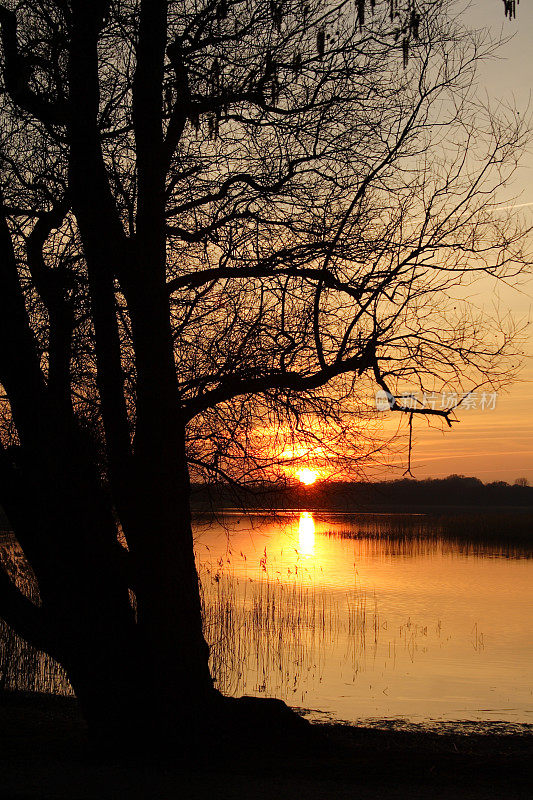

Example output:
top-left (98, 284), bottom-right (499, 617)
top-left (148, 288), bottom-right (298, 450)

top-left (296, 468), bottom-right (319, 486)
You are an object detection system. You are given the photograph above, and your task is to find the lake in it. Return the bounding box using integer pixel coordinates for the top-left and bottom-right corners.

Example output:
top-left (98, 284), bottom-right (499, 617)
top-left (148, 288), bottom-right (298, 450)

top-left (196, 511), bottom-right (533, 726)
top-left (1, 510), bottom-right (532, 727)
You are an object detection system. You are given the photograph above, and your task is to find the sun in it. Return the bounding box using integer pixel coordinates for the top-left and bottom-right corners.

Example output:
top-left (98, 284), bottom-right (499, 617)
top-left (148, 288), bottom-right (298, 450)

top-left (296, 468), bottom-right (319, 486)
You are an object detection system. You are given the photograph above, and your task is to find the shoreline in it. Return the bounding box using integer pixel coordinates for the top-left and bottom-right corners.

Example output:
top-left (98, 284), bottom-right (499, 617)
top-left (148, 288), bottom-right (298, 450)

top-left (1, 691), bottom-right (531, 799)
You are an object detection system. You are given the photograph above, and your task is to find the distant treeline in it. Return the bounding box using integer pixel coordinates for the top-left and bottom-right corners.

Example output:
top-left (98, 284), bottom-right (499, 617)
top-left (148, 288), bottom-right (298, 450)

top-left (0, 477), bottom-right (530, 531)
top-left (191, 475), bottom-right (533, 512)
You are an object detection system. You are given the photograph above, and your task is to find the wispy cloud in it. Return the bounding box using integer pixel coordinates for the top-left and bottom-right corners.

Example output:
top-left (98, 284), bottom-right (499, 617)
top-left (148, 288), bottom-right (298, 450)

top-left (497, 200), bottom-right (533, 211)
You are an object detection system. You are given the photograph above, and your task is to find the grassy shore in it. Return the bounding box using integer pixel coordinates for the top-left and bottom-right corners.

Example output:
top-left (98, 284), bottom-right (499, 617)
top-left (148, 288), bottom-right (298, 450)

top-left (1, 691), bottom-right (531, 799)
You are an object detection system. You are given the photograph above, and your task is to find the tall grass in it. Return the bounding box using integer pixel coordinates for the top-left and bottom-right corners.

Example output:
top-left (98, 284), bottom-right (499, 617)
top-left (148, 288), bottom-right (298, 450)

top-left (0, 533), bottom-right (373, 701)
top-left (199, 549), bottom-right (372, 702)
top-left (0, 534), bottom-right (71, 695)
top-left (321, 513), bottom-right (533, 558)
top-left (1, 509), bottom-right (529, 699)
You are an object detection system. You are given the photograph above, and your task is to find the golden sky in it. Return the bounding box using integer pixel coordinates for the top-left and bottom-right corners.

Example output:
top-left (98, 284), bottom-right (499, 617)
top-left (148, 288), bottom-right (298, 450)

top-left (401, 2), bottom-right (533, 483)
top-left (299, 4), bottom-right (533, 485)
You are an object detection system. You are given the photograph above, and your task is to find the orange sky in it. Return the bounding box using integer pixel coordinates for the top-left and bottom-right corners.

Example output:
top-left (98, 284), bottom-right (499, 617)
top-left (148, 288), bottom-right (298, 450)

top-left (311, 5), bottom-right (533, 484)
top-left (315, 5), bottom-right (533, 485)
top-left (381, 380), bottom-right (533, 482)
top-left (402, 3), bottom-right (533, 483)
top-left (247, 5), bottom-right (533, 487)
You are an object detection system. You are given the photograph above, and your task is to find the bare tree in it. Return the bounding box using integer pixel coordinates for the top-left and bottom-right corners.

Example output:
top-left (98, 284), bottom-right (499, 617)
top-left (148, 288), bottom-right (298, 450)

top-left (0, 0), bottom-right (529, 752)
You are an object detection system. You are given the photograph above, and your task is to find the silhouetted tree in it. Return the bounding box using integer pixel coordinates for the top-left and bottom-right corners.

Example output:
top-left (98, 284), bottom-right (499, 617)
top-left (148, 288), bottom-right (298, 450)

top-left (0, 0), bottom-right (530, 752)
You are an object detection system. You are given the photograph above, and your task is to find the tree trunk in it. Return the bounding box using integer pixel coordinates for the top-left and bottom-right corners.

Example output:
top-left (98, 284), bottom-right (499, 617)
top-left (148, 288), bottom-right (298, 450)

top-left (20, 474), bottom-right (217, 754)
top-left (0, 1), bottom-right (310, 756)
top-left (60, 1), bottom-right (216, 749)
top-left (126, 295), bottom-right (216, 744)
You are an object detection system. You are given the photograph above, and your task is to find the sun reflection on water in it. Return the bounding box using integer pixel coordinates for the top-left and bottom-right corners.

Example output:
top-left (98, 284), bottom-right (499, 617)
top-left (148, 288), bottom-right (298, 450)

top-left (298, 512), bottom-right (315, 556)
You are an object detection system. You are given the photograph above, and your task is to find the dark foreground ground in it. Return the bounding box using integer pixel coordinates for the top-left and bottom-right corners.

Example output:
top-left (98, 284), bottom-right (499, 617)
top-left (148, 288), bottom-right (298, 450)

top-left (0, 692), bottom-right (532, 800)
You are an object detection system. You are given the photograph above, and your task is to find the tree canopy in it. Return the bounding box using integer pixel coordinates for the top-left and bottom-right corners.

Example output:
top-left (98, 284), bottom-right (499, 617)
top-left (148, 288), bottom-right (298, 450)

top-left (0, 0), bottom-right (529, 485)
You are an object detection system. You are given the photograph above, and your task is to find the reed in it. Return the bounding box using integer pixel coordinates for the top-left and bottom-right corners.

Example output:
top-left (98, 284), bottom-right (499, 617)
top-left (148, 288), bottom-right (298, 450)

top-left (199, 550), bottom-right (372, 702)
top-left (0, 537), bottom-right (71, 695)
top-left (2, 509), bottom-right (528, 702)
top-left (0, 533), bottom-right (373, 702)
top-left (322, 512), bottom-right (533, 558)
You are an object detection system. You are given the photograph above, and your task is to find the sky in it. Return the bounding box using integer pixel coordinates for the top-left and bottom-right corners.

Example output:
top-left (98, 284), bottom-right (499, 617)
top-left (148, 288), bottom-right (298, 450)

top-left (384, 0), bottom-right (533, 484)
top-left (249, 2), bottom-right (532, 487)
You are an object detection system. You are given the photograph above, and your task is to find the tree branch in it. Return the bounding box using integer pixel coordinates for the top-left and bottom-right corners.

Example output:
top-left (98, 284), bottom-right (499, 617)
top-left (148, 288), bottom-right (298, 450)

top-left (0, 6), bottom-right (67, 124)
top-left (67, 3), bottom-right (132, 478)
top-left (182, 352), bottom-right (369, 421)
top-left (26, 198), bottom-right (74, 413)
top-left (372, 361), bottom-right (456, 426)
top-left (165, 159), bottom-right (307, 217)
top-left (0, 564), bottom-right (59, 660)
top-left (166, 250), bottom-right (364, 299)
top-left (0, 189), bottom-right (49, 444)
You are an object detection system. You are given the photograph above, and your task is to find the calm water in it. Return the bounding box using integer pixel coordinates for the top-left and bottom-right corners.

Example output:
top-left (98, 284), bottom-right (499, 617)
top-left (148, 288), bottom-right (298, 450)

top-left (195, 511), bottom-right (533, 725)
top-left (1, 511), bottom-right (532, 726)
